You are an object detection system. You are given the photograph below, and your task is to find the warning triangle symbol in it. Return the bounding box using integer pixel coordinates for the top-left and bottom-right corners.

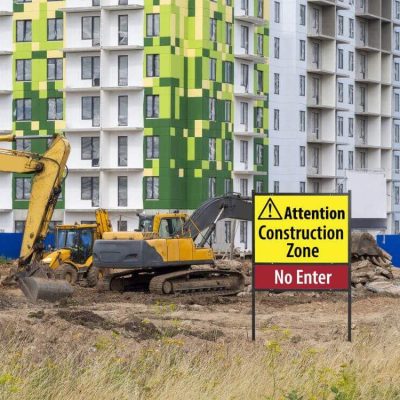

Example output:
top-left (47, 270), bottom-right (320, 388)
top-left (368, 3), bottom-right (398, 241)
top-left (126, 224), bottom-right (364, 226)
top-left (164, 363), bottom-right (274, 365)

top-left (258, 198), bottom-right (283, 220)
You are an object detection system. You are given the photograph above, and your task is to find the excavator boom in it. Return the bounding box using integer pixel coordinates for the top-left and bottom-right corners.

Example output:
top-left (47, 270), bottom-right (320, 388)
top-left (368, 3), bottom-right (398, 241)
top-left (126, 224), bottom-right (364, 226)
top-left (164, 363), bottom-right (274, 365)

top-left (0, 135), bottom-right (73, 302)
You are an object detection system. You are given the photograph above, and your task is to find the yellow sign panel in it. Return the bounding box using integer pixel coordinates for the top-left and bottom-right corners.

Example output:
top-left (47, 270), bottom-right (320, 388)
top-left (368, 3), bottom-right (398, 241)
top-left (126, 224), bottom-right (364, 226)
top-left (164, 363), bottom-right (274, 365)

top-left (254, 194), bottom-right (350, 264)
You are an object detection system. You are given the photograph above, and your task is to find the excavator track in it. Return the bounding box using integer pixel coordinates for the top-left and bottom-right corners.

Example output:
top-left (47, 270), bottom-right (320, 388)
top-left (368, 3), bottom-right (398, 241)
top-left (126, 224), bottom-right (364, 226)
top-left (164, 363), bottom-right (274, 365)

top-left (149, 269), bottom-right (245, 295)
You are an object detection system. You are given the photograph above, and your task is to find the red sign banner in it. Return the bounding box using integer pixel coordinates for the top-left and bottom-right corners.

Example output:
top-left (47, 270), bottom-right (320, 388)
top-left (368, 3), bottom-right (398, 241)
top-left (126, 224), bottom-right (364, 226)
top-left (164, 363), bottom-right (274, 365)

top-left (254, 264), bottom-right (349, 291)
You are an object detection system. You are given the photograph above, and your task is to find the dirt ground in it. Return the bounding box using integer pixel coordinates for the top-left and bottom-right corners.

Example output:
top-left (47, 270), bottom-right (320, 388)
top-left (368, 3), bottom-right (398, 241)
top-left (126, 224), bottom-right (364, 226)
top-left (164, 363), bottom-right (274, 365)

top-left (1, 270), bottom-right (400, 353)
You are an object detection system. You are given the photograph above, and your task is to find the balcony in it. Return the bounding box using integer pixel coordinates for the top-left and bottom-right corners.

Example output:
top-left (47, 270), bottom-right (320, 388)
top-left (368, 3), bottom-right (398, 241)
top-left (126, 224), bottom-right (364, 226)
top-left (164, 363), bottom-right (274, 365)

top-left (355, 0), bottom-right (381, 19)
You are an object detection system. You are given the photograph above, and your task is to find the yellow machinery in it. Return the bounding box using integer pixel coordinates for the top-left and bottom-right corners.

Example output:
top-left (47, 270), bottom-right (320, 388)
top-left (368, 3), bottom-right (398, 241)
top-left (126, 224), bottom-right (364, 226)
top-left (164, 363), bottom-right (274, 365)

top-left (41, 209), bottom-right (112, 286)
top-left (0, 134), bottom-right (73, 302)
top-left (93, 195), bottom-right (252, 295)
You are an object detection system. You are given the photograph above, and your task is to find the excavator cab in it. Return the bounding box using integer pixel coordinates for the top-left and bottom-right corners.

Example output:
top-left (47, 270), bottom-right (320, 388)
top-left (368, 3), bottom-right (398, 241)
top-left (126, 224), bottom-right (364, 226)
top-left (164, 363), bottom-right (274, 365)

top-left (56, 226), bottom-right (96, 264)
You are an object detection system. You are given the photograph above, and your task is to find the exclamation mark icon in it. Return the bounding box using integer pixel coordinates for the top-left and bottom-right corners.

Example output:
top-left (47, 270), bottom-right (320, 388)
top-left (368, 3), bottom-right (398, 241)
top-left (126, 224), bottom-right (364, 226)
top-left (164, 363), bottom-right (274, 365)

top-left (268, 202), bottom-right (272, 218)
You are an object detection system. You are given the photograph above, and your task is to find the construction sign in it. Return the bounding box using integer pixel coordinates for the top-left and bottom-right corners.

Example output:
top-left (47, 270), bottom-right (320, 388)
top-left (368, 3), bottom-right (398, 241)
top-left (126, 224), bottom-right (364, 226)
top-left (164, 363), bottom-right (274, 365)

top-left (251, 193), bottom-right (352, 341)
top-left (254, 194), bottom-right (349, 265)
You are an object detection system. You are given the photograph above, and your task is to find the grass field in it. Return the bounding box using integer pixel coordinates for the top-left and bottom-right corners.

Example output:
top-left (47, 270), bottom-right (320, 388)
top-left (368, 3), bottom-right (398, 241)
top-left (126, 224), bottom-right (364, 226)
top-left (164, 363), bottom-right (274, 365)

top-left (0, 325), bottom-right (399, 400)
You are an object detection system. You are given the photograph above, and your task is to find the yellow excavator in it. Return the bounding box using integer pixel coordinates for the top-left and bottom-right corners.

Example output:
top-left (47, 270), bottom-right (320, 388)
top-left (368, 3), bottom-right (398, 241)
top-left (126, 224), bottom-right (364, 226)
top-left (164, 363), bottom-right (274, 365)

top-left (0, 134), bottom-right (73, 302)
top-left (93, 195), bottom-right (252, 295)
top-left (41, 209), bottom-right (112, 286)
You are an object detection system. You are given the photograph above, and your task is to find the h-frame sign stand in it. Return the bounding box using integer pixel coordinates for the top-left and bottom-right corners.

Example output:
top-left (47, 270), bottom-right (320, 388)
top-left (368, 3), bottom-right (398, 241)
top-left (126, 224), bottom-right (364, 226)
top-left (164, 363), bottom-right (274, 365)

top-left (251, 192), bottom-right (352, 342)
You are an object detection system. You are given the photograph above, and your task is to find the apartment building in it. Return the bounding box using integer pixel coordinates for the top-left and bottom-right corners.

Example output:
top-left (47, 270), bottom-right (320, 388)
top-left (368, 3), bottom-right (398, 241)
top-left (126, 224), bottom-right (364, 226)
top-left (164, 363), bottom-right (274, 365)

top-left (269, 0), bottom-right (400, 232)
top-left (0, 0), bottom-right (269, 251)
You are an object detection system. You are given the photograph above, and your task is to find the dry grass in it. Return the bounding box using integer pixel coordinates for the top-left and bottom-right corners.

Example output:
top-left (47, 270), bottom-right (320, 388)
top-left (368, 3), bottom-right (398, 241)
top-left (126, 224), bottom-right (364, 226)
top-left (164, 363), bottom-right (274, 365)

top-left (0, 324), bottom-right (400, 400)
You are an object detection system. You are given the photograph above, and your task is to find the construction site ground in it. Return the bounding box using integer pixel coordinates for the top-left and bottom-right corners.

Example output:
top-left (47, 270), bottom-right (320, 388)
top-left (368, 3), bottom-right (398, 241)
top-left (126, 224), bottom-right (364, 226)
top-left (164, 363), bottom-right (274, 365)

top-left (2, 263), bottom-right (400, 399)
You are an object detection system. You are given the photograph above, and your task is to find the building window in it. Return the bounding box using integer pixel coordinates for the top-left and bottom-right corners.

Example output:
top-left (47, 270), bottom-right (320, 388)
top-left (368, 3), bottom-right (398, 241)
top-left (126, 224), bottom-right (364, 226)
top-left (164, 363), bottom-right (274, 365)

top-left (48, 98), bottom-right (63, 120)
top-left (396, 93), bottom-right (400, 113)
top-left (337, 15), bottom-right (344, 36)
top-left (82, 96), bottom-right (100, 127)
top-left (300, 4), bottom-right (306, 26)
top-left (47, 58), bottom-right (63, 81)
top-left (274, 109), bottom-right (280, 131)
top-left (240, 221), bottom-right (248, 247)
top-left (337, 116), bottom-right (344, 136)
top-left (240, 140), bottom-right (248, 164)
top-left (397, 1), bottom-right (400, 19)
top-left (223, 61), bottom-right (233, 83)
top-left (395, 221), bottom-right (400, 234)
top-left (209, 98), bottom-right (216, 121)
top-left (118, 55), bottom-right (128, 86)
top-left (16, 20), bottom-right (32, 42)
top-left (338, 49), bottom-right (344, 69)
top-left (241, 0), bottom-right (249, 14)
top-left (300, 146), bottom-right (305, 167)
top-left (146, 95), bottom-right (159, 118)
top-left (118, 136), bottom-right (128, 166)
top-left (395, 186), bottom-right (400, 205)
top-left (224, 178), bottom-right (232, 194)
top-left (146, 136), bottom-right (160, 159)
top-left (241, 64), bottom-right (249, 91)
top-left (337, 183), bottom-right (344, 194)
top-left (348, 151), bottom-right (354, 170)
top-left (16, 59), bottom-right (31, 81)
top-left (240, 102), bottom-right (249, 127)
top-left (208, 177), bottom-right (216, 198)
top-left (16, 138), bottom-right (31, 152)
top-left (14, 221), bottom-right (26, 233)
top-left (241, 25), bottom-right (249, 52)
top-left (395, 124), bottom-right (400, 143)
top-left (348, 51), bottom-right (354, 71)
top-left (210, 58), bottom-right (217, 81)
top-left (257, 0), bottom-right (264, 18)
top-left (118, 220), bottom-right (128, 231)
top-left (299, 111), bottom-right (306, 132)
top-left (146, 54), bottom-right (160, 78)
top-left (210, 18), bottom-right (217, 41)
top-left (395, 63), bottom-right (400, 82)
top-left (82, 16), bottom-right (100, 45)
top-left (118, 15), bottom-right (128, 45)
top-left (274, 1), bottom-right (280, 23)
top-left (81, 137), bottom-right (100, 166)
top-left (81, 56), bottom-right (100, 86)
top-left (48, 18), bottom-right (63, 41)
top-left (256, 144), bottom-right (263, 165)
top-left (209, 138), bottom-right (216, 161)
top-left (395, 155), bottom-right (400, 171)
top-left (257, 70), bottom-right (263, 93)
top-left (224, 101), bottom-right (231, 122)
top-left (224, 221), bottom-right (232, 244)
top-left (360, 151), bottom-right (367, 169)
top-left (147, 14), bottom-right (160, 37)
top-left (337, 149), bottom-right (344, 170)
top-left (15, 177), bottom-right (31, 200)
top-left (118, 176), bottom-right (128, 207)
top-left (348, 84), bottom-right (354, 104)
top-left (240, 178), bottom-right (248, 197)
top-left (396, 31), bottom-right (400, 51)
top-left (255, 181), bottom-right (263, 193)
top-left (338, 82), bottom-right (344, 103)
top-left (274, 37), bottom-right (280, 59)
top-left (349, 118), bottom-right (354, 137)
top-left (300, 182), bottom-right (306, 193)
top-left (255, 107), bottom-right (263, 128)
top-left (312, 42), bottom-right (320, 67)
top-left (273, 145), bottom-right (279, 166)
top-left (300, 40), bottom-right (305, 61)
top-left (118, 96), bottom-right (128, 126)
top-left (257, 34), bottom-right (263, 56)
top-left (224, 140), bottom-right (232, 161)
top-left (146, 177), bottom-right (159, 199)
top-left (273, 181), bottom-right (279, 193)
top-left (349, 18), bottom-right (354, 38)
top-left (226, 22), bottom-right (232, 45)
top-left (16, 99), bottom-right (32, 121)
top-left (274, 73), bottom-right (280, 95)
top-left (299, 75), bottom-right (305, 96)
top-left (81, 177), bottom-right (99, 207)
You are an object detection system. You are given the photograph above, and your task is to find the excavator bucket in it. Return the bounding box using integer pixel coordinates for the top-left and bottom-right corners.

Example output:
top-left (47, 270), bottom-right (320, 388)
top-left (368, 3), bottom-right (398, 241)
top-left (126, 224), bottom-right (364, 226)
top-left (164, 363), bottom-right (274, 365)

top-left (351, 232), bottom-right (392, 268)
top-left (18, 277), bottom-right (73, 303)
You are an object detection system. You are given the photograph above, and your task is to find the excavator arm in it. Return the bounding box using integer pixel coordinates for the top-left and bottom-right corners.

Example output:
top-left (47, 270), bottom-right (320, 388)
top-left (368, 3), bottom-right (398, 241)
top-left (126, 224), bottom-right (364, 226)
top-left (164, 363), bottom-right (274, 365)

top-left (0, 135), bottom-right (73, 302)
top-left (182, 194), bottom-right (252, 246)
